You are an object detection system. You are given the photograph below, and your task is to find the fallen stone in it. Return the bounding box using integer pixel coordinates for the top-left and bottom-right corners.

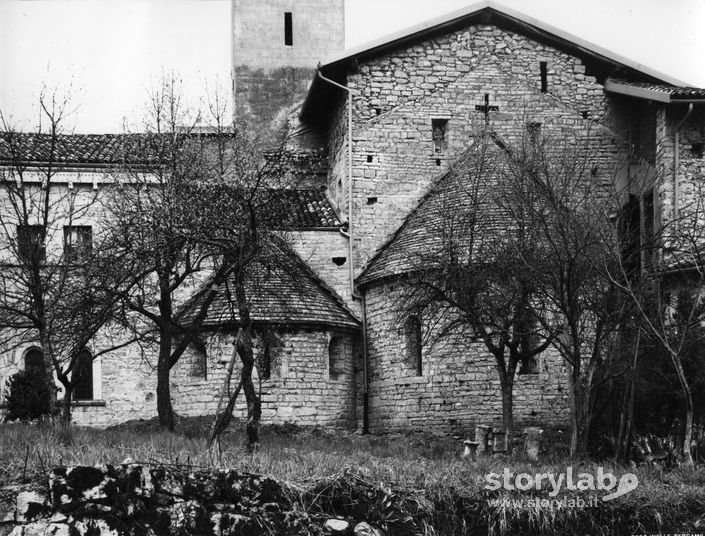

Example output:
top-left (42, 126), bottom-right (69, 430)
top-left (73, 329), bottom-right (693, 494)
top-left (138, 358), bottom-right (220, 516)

top-left (9, 521), bottom-right (70, 536)
top-left (325, 518), bottom-right (350, 534)
top-left (354, 521), bottom-right (383, 536)
top-left (15, 491), bottom-right (49, 522)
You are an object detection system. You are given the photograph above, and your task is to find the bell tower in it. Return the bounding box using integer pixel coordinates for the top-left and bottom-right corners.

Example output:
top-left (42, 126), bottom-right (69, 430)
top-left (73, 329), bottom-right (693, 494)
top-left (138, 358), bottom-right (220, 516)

top-left (231, 0), bottom-right (345, 127)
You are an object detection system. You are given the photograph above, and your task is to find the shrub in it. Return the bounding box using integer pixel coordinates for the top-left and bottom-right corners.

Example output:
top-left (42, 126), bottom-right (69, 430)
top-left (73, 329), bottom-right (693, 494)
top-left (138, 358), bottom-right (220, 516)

top-left (3, 369), bottom-right (50, 421)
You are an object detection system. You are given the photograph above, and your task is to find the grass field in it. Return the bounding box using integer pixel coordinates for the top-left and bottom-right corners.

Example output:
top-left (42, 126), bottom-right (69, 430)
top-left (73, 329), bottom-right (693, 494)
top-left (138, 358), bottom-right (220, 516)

top-left (2, 418), bottom-right (705, 535)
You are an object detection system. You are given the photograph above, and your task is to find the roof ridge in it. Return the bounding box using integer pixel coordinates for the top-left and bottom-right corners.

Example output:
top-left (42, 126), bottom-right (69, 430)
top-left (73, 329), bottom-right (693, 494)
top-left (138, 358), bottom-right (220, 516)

top-left (319, 1), bottom-right (687, 86)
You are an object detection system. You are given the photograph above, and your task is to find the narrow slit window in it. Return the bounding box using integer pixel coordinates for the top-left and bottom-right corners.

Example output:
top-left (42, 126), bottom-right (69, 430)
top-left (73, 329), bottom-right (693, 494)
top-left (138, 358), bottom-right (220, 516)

top-left (405, 316), bottom-right (423, 376)
top-left (540, 61), bottom-right (548, 93)
top-left (432, 118), bottom-right (448, 154)
top-left (284, 12), bottom-right (293, 46)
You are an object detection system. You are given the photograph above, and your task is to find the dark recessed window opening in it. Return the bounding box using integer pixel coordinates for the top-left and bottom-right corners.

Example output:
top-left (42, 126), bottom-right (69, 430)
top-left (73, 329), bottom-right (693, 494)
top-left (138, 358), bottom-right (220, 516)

top-left (527, 121), bottom-right (542, 137)
top-left (591, 166), bottom-right (599, 177)
top-left (436, 158), bottom-right (442, 166)
top-left (540, 61), bottom-right (548, 93)
top-left (17, 225), bottom-right (46, 264)
top-left (328, 336), bottom-right (345, 379)
top-left (259, 332), bottom-right (282, 381)
top-left (692, 143), bottom-right (704, 158)
top-left (64, 225), bottom-right (92, 263)
top-left (332, 256), bottom-right (347, 266)
top-left (519, 356), bottom-right (540, 375)
top-left (643, 188), bottom-right (655, 268)
top-left (374, 107), bottom-right (381, 116)
top-left (366, 154), bottom-right (373, 163)
top-left (189, 339), bottom-right (208, 378)
top-left (405, 316), bottom-right (423, 376)
top-left (73, 349), bottom-right (93, 401)
top-left (432, 118), bottom-right (448, 154)
top-left (24, 348), bottom-right (45, 379)
top-left (366, 197), bottom-right (378, 205)
top-left (619, 194), bottom-right (641, 279)
top-left (581, 110), bottom-right (590, 119)
top-left (284, 12), bottom-right (293, 46)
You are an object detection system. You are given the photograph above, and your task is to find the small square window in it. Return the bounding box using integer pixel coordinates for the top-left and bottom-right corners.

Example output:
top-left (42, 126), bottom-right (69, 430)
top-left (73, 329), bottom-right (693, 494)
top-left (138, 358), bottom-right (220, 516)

top-left (64, 226), bottom-right (92, 263)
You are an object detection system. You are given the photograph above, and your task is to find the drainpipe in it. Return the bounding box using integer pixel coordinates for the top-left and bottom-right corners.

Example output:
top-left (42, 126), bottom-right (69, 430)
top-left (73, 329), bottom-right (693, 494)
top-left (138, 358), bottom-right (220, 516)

top-left (317, 69), bottom-right (369, 433)
top-left (674, 103), bottom-right (694, 225)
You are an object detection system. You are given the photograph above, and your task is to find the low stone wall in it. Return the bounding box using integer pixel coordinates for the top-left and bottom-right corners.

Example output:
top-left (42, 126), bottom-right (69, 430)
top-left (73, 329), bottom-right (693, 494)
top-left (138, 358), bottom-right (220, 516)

top-left (0, 464), bottom-right (384, 536)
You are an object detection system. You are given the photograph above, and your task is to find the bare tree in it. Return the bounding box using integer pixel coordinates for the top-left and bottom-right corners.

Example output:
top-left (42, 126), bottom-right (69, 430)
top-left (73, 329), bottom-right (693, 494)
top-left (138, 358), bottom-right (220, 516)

top-left (182, 97), bottom-right (312, 451)
top-left (98, 76), bottom-right (237, 431)
top-left (0, 89), bottom-right (126, 424)
top-left (399, 133), bottom-right (551, 431)
top-left (607, 176), bottom-right (705, 465)
top-left (103, 77), bottom-right (309, 441)
top-left (509, 132), bottom-right (629, 458)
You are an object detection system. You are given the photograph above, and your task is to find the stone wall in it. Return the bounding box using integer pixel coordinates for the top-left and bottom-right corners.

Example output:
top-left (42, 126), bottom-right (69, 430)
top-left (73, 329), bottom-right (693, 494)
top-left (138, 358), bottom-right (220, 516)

top-left (289, 229), bottom-right (359, 313)
top-left (232, 0), bottom-right (345, 127)
top-left (363, 282), bottom-right (570, 434)
top-left (2, 327), bottom-right (359, 429)
top-left (0, 334), bottom-right (157, 427)
top-left (324, 24), bottom-right (627, 271)
top-left (655, 105), bottom-right (705, 234)
top-left (171, 328), bottom-right (358, 428)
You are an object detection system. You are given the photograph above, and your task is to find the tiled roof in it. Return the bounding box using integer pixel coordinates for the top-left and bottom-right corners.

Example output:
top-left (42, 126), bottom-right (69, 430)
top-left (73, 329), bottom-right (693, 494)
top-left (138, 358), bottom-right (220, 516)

top-left (0, 133), bottom-right (341, 230)
top-left (0, 133), bottom-right (154, 165)
top-left (179, 246), bottom-right (360, 331)
top-left (605, 79), bottom-right (705, 102)
top-left (357, 147), bottom-right (503, 287)
top-left (610, 81), bottom-right (705, 99)
top-left (269, 189), bottom-right (342, 229)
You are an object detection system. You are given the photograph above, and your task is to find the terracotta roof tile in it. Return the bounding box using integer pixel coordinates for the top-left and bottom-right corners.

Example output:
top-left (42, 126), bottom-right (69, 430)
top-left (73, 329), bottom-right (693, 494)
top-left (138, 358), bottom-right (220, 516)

top-left (607, 79), bottom-right (705, 100)
top-left (0, 133), bottom-right (153, 165)
top-left (180, 247), bottom-right (360, 330)
top-left (0, 133), bottom-right (341, 230)
top-left (357, 147), bottom-right (503, 287)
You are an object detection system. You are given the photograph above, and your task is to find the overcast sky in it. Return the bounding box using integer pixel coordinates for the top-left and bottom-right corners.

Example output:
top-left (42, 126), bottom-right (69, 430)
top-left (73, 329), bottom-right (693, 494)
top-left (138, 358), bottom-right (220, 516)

top-left (1, 0), bottom-right (703, 133)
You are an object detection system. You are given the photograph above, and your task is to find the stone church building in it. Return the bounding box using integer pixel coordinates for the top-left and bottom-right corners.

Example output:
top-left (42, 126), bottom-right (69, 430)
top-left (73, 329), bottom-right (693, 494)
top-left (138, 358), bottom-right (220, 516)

top-left (1, 0), bottom-right (704, 433)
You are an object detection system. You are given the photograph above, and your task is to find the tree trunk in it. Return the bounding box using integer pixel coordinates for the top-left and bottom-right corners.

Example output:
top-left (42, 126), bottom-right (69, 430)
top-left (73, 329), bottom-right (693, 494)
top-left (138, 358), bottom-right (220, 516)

top-left (566, 362), bottom-right (591, 458)
top-left (61, 386), bottom-right (73, 427)
top-left (157, 331), bottom-right (175, 431)
top-left (39, 331), bottom-right (58, 419)
top-left (501, 385), bottom-right (514, 431)
top-left (238, 327), bottom-right (261, 452)
top-left (683, 390), bottom-right (695, 466)
top-left (667, 350), bottom-right (694, 465)
top-left (616, 334), bottom-right (639, 463)
top-left (156, 278), bottom-right (175, 431)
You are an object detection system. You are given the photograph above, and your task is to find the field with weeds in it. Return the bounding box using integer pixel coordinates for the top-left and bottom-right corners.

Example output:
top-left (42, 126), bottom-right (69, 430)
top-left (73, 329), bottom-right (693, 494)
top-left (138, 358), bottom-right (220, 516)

top-left (1, 417), bottom-right (705, 535)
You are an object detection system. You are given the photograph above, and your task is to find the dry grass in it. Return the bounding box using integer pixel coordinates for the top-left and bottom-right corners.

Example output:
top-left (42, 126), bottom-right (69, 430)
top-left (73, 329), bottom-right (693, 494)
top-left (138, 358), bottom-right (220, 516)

top-left (2, 419), bottom-right (705, 535)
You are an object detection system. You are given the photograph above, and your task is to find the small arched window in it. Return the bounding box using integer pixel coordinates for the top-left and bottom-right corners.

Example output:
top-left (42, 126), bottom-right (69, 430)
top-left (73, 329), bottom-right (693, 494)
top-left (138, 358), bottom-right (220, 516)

top-left (328, 336), bottom-right (345, 379)
top-left (258, 331), bottom-right (282, 381)
top-left (73, 349), bottom-right (93, 401)
top-left (24, 348), bottom-right (45, 378)
top-left (405, 316), bottom-right (423, 376)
